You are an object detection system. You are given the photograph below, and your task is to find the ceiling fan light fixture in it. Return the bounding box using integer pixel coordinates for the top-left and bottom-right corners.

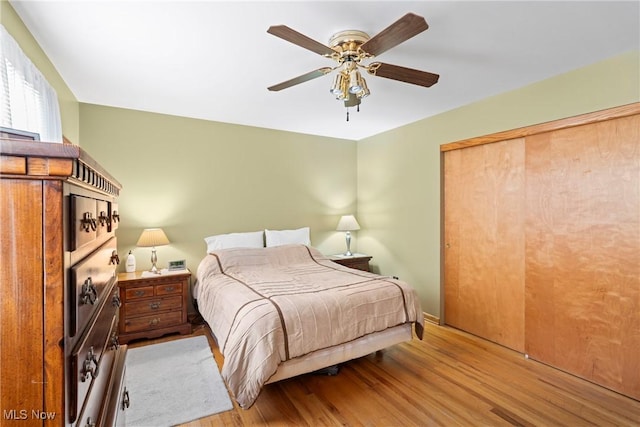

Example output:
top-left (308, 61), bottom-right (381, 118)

top-left (357, 77), bottom-right (370, 98)
top-left (330, 73), bottom-right (346, 97)
top-left (348, 69), bottom-right (364, 94)
top-left (268, 13), bottom-right (438, 121)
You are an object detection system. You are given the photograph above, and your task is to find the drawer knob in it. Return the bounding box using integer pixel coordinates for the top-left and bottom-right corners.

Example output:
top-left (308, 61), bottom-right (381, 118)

top-left (150, 318), bottom-right (160, 326)
top-left (81, 346), bottom-right (99, 382)
top-left (85, 417), bottom-right (96, 427)
top-left (81, 212), bottom-right (97, 232)
top-left (80, 277), bottom-right (98, 305)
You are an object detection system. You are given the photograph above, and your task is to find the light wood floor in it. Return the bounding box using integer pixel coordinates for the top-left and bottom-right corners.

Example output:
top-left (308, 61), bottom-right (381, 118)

top-left (134, 321), bottom-right (640, 426)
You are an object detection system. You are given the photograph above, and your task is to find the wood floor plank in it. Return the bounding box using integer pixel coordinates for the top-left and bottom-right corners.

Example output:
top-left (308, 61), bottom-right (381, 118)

top-left (135, 322), bottom-right (640, 426)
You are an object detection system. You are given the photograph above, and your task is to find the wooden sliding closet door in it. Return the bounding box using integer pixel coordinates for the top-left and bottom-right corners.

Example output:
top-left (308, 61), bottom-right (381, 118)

top-left (444, 138), bottom-right (526, 352)
top-left (525, 115), bottom-right (640, 399)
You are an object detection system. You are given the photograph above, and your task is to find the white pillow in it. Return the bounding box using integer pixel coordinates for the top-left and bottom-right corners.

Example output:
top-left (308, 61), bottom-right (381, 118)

top-left (265, 227), bottom-right (311, 247)
top-left (204, 231), bottom-right (264, 252)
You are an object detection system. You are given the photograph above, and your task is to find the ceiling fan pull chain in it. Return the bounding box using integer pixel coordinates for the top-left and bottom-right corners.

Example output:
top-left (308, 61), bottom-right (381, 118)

top-left (346, 109), bottom-right (350, 122)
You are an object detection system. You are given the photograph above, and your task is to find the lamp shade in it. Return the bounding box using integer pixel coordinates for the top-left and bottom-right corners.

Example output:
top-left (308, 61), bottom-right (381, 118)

top-left (136, 228), bottom-right (170, 247)
top-left (336, 215), bottom-right (360, 232)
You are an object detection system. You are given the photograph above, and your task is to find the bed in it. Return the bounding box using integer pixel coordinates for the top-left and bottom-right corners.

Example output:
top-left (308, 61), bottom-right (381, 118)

top-left (195, 243), bottom-right (423, 409)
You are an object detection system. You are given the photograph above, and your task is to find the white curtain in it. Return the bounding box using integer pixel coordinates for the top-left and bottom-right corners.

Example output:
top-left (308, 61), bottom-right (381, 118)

top-left (1, 25), bottom-right (62, 143)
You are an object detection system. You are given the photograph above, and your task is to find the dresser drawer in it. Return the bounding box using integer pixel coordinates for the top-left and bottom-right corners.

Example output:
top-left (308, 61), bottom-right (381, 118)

top-left (69, 282), bottom-right (119, 423)
top-left (70, 237), bottom-right (119, 337)
top-left (76, 341), bottom-right (115, 427)
top-left (125, 286), bottom-right (154, 300)
top-left (123, 310), bottom-right (183, 333)
top-left (155, 281), bottom-right (183, 296)
top-left (99, 345), bottom-right (129, 426)
top-left (124, 281), bottom-right (183, 299)
top-left (125, 295), bottom-right (182, 317)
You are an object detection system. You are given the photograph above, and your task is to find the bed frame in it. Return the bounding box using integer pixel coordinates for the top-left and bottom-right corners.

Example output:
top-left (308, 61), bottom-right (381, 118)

top-left (265, 323), bottom-right (413, 383)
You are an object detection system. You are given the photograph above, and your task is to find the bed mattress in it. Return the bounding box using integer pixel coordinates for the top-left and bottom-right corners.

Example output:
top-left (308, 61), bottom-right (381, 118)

top-left (196, 244), bottom-right (423, 408)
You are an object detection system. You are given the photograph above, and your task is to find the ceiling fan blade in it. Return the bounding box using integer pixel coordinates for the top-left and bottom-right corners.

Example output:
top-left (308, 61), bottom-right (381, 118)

top-left (360, 13), bottom-right (429, 57)
top-left (268, 67), bottom-right (333, 91)
top-left (267, 25), bottom-right (336, 57)
top-left (368, 62), bottom-right (439, 88)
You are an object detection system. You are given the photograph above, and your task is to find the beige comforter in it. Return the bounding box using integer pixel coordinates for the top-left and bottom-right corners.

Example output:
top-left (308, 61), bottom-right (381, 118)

top-left (196, 244), bottom-right (423, 408)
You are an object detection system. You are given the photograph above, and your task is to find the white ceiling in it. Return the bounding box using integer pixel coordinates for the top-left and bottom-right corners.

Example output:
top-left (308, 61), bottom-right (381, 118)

top-left (9, 1), bottom-right (640, 141)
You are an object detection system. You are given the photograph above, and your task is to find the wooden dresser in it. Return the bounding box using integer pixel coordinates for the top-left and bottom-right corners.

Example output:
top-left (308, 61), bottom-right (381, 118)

top-left (0, 139), bottom-right (129, 425)
top-left (117, 270), bottom-right (192, 344)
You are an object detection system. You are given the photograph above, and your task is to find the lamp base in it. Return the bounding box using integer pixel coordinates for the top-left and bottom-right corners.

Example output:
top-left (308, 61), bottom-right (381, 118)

top-left (343, 231), bottom-right (353, 257)
top-left (149, 247), bottom-right (161, 274)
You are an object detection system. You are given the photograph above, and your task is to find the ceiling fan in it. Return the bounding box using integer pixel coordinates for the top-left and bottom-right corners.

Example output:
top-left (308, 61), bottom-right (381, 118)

top-left (267, 13), bottom-right (440, 120)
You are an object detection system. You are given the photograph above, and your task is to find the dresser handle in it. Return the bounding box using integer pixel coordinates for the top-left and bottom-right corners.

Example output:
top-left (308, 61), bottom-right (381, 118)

top-left (81, 212), bottom-right (97, 232)
top-left (122, 388), bottom-right (130, 410)
top-left (81, 346), bottom-right (99, 382)
top-left (85, 417), bottom-right (96, 427)
top-left (150, 318), bottom-right (160, 326)
top-left (164, 286), bottom-right (175, 292)
top-left (98, 210), bottom-right (109, 226)
top-left (80, 277), bottom-right (98, 305)
top-left (112, 211), bottom-right (120, 223)
top-left (112, 294), bottom-right (122, 308)
top-left (110, 332), bottom-right (120, 350)
top-left (110, 250), bottom-right (120, 265)
top-left (134, 290), bottom-right (146, 297)
top-left (150, 302), bottom-right (161, 310)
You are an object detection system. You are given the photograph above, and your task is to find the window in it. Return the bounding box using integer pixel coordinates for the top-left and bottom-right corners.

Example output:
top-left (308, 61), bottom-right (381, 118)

top-left (1, 25), bottom-right (62, 143)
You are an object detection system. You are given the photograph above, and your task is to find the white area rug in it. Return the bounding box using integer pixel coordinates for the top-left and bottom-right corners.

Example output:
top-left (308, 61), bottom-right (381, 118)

top-left (125, 335), bottom-right (233, 426)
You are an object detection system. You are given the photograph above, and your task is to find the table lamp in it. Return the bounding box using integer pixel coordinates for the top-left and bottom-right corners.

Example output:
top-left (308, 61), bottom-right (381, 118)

top-left (136, 228), bottom-right (170, 273)
top-left (336, 214), bottom-right (360, 256)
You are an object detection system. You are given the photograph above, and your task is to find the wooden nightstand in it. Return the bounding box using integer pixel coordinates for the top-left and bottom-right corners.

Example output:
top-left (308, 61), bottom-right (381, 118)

top-left (117, 270), bottom-right (192, 344)
top-left (329, 254), bottom-right (372, 272)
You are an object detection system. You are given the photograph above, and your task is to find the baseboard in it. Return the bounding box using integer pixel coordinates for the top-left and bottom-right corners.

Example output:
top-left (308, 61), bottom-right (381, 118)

top-left (424, 312), bottom-right (440, 325)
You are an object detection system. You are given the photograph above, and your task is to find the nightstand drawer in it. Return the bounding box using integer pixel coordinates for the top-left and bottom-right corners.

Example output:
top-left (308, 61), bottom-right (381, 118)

top-left (125, 295), bottom-right (182, 317)
top-left (155, 282), bottom-right (182, 296)
top-left (123, 311), bottom-right (183, 333)
top-left (125, 286), bottom-right (154, 300)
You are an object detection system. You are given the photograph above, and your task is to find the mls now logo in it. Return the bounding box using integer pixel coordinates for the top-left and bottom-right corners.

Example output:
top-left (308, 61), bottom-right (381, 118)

top-left (3, 409), bottom-right (56, 420)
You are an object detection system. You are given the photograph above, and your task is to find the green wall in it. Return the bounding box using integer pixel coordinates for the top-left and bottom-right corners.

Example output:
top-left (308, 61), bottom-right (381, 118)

top-left (357, 50), bottom-right (640, 318)
top-left (1, 0), bottom-right (80, 142)
top-left (79, 105), bottom-right (357, 277)
top-left (5, 0), bottom-right (639, 319)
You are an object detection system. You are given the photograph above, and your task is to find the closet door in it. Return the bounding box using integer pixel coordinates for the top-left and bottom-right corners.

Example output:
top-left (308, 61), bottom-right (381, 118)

top-left (525, 115), bottom-right (640, 399)
top-left (444, 138), bottom-right (526, 352)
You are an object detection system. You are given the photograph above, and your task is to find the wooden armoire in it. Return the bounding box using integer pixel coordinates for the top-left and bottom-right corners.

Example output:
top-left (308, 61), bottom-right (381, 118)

top-left (442, 103), bottom-right (640, 400)
top-left (1, 138), bottom-right (129, 425)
